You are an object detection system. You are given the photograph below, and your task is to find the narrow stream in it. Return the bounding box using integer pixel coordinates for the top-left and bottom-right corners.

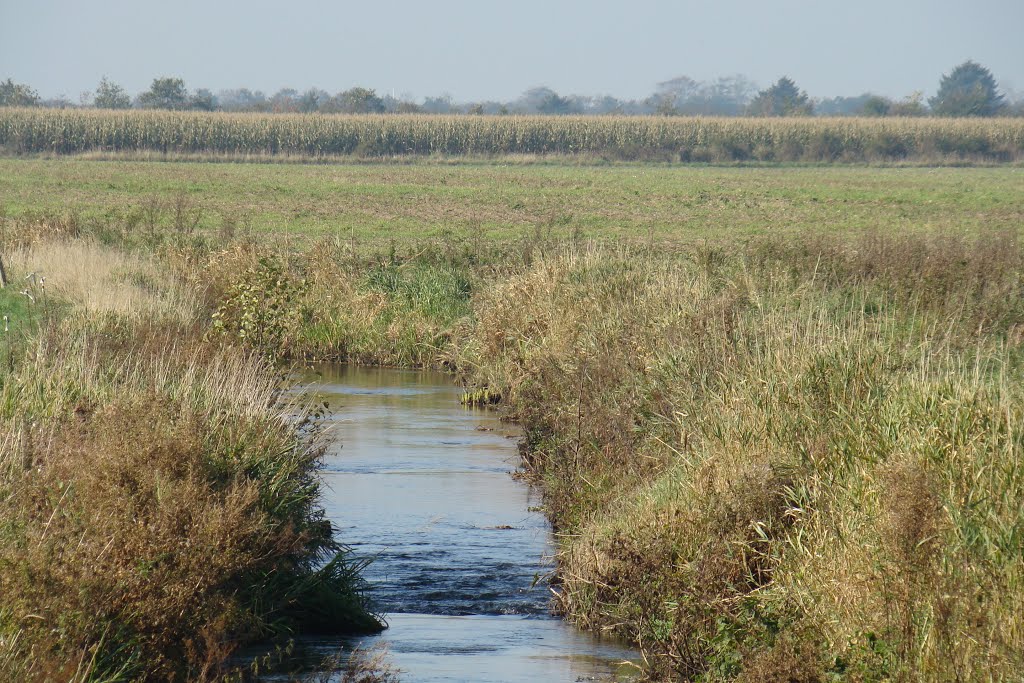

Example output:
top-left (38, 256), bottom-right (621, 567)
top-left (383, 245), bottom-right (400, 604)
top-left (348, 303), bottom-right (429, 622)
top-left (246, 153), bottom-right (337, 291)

top-left (301, 364), bottom-right (638, 682)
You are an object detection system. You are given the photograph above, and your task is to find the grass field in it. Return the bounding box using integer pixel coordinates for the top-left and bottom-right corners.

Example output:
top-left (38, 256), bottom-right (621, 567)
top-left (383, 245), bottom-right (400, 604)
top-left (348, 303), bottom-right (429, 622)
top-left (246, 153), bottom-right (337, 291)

top-left (1, 159), bottom-right (1022, 242)
top-left (3, 156), bottom-right (1024, 681)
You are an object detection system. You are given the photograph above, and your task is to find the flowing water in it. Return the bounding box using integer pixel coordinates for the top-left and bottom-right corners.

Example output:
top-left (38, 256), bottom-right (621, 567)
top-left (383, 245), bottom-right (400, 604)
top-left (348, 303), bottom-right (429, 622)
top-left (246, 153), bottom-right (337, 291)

top-left (299, 364), bottom-right (638, 682)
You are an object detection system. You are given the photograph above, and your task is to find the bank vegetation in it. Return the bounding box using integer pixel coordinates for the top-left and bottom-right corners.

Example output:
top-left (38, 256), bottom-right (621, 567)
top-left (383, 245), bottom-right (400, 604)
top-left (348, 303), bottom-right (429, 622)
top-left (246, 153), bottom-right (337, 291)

top-left (4, 195), bottom-right (1024, 681)
top-left (187, 225), bottom-right (1024, 681)
top-left (0, 218), bottom-right (382, 681)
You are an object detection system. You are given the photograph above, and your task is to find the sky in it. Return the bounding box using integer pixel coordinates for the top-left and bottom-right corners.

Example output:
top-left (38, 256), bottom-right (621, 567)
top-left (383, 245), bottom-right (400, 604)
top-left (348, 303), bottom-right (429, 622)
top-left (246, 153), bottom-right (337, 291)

top-left (2, 0), bottom-right (1023, 103)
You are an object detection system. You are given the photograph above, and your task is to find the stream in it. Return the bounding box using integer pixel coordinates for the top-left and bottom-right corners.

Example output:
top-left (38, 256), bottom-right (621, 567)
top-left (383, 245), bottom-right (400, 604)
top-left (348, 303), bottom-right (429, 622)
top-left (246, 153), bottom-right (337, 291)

top-left (299, 364), bottom-right (638, 682)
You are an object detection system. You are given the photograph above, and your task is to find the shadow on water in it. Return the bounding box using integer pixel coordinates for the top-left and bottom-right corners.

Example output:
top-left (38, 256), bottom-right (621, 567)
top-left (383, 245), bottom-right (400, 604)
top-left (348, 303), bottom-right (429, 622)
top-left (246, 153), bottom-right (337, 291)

top-left (292, 364), bottom-right (639, 682)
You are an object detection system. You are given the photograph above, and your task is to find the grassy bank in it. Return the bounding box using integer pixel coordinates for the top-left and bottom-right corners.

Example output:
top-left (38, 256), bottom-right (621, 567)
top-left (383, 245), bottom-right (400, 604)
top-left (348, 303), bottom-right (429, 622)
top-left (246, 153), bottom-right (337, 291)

top-left (2, 110), bottom-right (1024, 163)
top-left (0, 235), bottom-right (382, 681)
top-left (134, 218), bottom-right (1024, 679)
top-left (185, 228), bottom-right (1024, 681)
top-left (5, 158), bottom-right (1024, 680)
top-left (455, 235), bottom-right (1024, 680)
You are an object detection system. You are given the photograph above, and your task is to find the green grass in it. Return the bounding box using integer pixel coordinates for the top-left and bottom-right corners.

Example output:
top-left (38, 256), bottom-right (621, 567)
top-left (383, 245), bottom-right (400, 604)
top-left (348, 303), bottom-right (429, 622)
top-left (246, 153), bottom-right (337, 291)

top-left (0, 283), bottom-right (46, 373)
top-left (1, 159), bottom-right (1022, 244)
top-left (0, 285), bottom-right (35, 330)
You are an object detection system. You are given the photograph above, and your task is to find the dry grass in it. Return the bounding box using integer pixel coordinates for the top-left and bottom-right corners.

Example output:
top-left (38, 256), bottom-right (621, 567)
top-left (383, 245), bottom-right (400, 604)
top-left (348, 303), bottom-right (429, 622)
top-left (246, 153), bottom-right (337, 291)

top-left (453, 233), bottom-right (1024, 681)
top-left (6, 202), bottom-right (1024, 681)
top-left (319, 645), bottom-right (402, 683)
top-left (6, 239), bottom-right (198, 322)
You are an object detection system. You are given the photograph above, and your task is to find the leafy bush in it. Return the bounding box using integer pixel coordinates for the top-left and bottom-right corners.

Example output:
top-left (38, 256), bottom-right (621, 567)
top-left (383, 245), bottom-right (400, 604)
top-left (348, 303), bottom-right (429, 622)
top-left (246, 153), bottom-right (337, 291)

top-left (211, 256), bottom-right (310, 360)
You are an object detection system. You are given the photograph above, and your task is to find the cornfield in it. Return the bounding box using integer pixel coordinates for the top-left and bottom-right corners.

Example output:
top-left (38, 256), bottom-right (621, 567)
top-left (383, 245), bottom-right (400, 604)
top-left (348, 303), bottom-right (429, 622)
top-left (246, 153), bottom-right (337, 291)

top-left (1, 108), bottom-right (1023, 162)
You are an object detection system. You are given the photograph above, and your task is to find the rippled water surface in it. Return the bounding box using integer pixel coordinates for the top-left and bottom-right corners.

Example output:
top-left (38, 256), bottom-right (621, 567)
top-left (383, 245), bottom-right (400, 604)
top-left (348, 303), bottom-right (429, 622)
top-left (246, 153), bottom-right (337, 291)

top-left (302, 364), bottom-right (638, 682)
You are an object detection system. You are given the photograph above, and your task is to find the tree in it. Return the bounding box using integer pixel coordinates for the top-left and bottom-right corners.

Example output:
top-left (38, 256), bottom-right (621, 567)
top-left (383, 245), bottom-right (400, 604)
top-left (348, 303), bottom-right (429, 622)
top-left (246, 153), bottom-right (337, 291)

top-left (136, 77), bottom-right (189, 110)
top-left (93, 77), bottom-right (131, 109)
top-left (748, 77), bottom-right (813, 116)
top-left (655, 75), bottom-right (700, 113)
top-left (518, 87), bottom-right (557, 113)
top-left (537, 91), bottom-right (578, 115)
top-left (189, 88), bottom-right (217, 111)
top-left (861, 95), bottom-right (892, 117)
top-left (646, 92), bottom-right (678, 116)
top-left (297, 88), bottom-right (328, 113)
top-left (889, 91), bottom-right (927, 117)
top-left (218, 88), bottom-right (268, 112)
top-left (649, 75), bottom-right (756, 116)
top-left (332, 87), bottom-right (385, 114)
top-left (270, 88), bottom-right (299, 113)
top-left (702, 75), bottom-right (758, 115)
top-left (391, 98), bottom-right (422, 114)
top-left (0, 78), bottom-right (40, 107)
top-left (422, 94), bottom-right (454, 114)
top-left (815, 94), bottom-right (875, 116)
top-left (592, 95), bottom-right (624, 115)
top-left (929, 61), bottom-right (1005, 117)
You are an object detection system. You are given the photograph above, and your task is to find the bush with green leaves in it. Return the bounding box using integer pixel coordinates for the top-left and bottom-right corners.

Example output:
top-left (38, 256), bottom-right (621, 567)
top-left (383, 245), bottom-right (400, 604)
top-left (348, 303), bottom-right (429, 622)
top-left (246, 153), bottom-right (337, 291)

top-left (211, 256), bottom-right (311, 360)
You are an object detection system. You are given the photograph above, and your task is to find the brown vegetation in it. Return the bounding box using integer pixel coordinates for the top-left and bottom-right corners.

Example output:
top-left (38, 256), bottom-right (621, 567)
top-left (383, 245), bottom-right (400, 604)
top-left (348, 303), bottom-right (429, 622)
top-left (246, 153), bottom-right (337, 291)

top-left (451, 234), bottom-right (1024, 680)
top-left (166, 223), bottom-right (1024, 680)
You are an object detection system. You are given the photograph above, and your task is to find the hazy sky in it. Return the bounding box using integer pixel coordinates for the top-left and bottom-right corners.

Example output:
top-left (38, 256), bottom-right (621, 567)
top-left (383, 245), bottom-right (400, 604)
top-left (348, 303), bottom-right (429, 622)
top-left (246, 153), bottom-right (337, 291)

top-left (2, 0), bottom-right (1023, 102)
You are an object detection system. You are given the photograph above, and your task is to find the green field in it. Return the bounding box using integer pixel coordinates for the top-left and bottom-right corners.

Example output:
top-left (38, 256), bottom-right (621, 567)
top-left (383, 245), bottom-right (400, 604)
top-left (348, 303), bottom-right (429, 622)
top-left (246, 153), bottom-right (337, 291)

top-left (1, 159), bottom-right (1021, 242)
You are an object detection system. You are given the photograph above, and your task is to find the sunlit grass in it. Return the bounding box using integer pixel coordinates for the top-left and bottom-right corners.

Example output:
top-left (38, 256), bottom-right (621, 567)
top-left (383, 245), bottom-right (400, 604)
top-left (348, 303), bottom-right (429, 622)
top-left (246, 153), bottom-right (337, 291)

top-left (1, 159), bottom-right (1022, 244)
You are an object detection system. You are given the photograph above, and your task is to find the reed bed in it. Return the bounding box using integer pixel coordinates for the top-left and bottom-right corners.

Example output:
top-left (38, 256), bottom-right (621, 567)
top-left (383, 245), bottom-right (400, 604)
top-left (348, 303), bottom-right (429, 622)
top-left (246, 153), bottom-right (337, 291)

top-left (1, 109), bottom-right (1023, 162)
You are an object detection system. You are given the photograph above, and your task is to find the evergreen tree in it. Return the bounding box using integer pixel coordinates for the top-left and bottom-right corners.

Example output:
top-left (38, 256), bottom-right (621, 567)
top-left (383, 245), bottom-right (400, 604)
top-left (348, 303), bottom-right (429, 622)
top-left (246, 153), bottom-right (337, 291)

top-left (930, 61), bottom-right (1005, 117)
top-left (748, 77), bottom-right (813, 116)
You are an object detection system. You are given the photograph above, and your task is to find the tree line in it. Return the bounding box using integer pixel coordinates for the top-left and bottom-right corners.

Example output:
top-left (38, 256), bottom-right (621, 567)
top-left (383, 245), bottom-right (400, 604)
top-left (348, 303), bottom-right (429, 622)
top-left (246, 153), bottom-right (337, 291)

top-left (1, 62), bottom-right (1019, 117)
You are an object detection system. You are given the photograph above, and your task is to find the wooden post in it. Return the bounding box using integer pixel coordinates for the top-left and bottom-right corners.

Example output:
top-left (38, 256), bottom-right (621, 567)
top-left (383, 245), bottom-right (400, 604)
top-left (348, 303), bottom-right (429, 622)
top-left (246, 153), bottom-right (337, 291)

top-left (0, 255), bottom-right (8, 288)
